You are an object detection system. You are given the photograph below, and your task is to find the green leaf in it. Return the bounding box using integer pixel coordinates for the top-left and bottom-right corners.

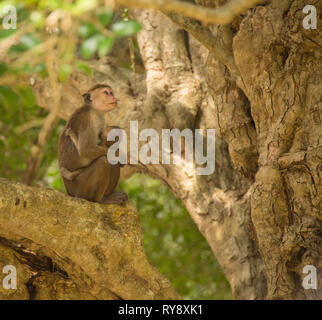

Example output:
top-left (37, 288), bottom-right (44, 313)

top-left (98, 11), bottom-right (113, 26)
top-left (80, 35), bottom-right (99, 59)
top-left (98, 36), bottom-right (114, 58)
top-left (33, 63), bottom-right (48, 78)
top-left (0, 29), bottom-right (16, 39)
top-left (9, 63), bottom-right (32, 75)
top-left (121, 8), bottom-right (129, 19)
top-left (17, 86), bottom-right (36, 108)
top-left (78, 23), bottom-right (98, 38)
top-left (0, 86), bottom-right (19, 108)
top-left (9, 34), bottom-right (40, 53)
top-left (75, 61), bottom-right (92, 76)
top-left (72, 0), bottom-right (98, 15)
top-left (58, 64), bottom-right (71, 82)
top-left (30, 11), bottom-right (45, 28)
top-left (17, 6), bottom-right (29, 23)
top-left (111, 20), bottom-right (142, 37)
top-left (0, 64), bottom-right (8, 76)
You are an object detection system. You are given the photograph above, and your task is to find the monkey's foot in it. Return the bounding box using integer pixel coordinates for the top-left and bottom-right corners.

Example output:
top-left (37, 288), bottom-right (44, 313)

top-left (102, 192), bottom-right (128, 206)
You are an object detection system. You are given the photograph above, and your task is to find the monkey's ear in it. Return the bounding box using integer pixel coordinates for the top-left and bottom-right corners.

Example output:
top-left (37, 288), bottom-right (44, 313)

top-left (82, 93), bottom-right (92, 104)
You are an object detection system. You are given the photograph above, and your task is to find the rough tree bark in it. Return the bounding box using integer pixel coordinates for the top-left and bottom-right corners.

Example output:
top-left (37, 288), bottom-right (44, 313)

top-left (0, 178), bottom-right (180, 300)
top-left (0, 0), bottom-right (321, 299)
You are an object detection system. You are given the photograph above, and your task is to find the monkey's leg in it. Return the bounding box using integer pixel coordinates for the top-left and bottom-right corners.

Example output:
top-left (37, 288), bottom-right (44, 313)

top-left (102, 164), bottom-right (128, 205)
top-left (104, 164), bottom-right (120, 196)
top-left (64, 156), bottom-right (111, 202)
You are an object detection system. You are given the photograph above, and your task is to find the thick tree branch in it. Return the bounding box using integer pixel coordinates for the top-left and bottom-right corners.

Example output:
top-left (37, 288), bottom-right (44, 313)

top-left (0, 178), bottom-right (181, 300)
top-left (165, 12), bottom-right (244, 88)
top-left (115, 0), bottom-right (263, 24)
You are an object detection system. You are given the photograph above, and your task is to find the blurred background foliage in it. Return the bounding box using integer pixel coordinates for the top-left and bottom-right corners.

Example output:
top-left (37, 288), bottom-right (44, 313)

top-left (0, 0), bottom-right (232, 299)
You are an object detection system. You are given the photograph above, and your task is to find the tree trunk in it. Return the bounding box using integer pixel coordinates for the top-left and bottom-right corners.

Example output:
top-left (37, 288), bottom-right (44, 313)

top-left (0, 0), bottom-right (320, 299)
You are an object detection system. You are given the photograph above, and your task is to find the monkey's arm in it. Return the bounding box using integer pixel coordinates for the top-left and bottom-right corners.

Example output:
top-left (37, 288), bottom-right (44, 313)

top-left (99, 126), bottom-right (122, 147)
top-left (60, 167), bottom-right (83, 180)
top-left (100, 126), bottom-right (126, 168)
top-left (76, 116), bottom-right (108, 160)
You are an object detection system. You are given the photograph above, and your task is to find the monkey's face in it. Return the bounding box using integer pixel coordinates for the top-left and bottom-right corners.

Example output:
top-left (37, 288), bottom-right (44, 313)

top-left (92, 87), bottom-right (117, 112)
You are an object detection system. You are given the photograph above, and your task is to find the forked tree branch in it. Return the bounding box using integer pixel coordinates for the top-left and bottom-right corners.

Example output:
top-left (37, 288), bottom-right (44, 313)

top-left (165, 12), bottom-right (244, 87)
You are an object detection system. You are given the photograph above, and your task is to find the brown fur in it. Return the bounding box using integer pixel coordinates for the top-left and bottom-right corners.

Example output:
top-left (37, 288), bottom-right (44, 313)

top-left (58, 86), bottom-right (127, 205)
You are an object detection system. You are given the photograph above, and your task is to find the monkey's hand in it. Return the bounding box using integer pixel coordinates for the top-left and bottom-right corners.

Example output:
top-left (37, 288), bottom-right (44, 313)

top-left (99, 126), bottom-right (122, 147)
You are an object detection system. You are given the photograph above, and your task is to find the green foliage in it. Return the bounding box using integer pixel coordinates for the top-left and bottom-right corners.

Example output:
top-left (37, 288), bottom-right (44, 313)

top-left (45, 159), bottom-right (64, 190)
top-left (16, 86), bottom-right (36, 107)
top-left (80, 34), bottom-right (115, 59)
top-left (0, 64), bottom-right (8, 76)
top-left (2, 1), bottom-right (142, 72)
top-left (78, 23), bottom-right (98, 38)
top-left (119, 174), bottom-right (233, 300)
top-left (0, 86), bottom-right (19, 108)
top-left (80, 35), bottom-right (99, 59)
top-left (98, 11), bottom-right (113, 27)
top-left (78, 18), bottom-right (141, 59)
top-left (33, 63), bottom-right (48, 78)
top-left (9, 33), bottom-right (41, 53)
top-left (58, 64), bottom-right (71, 82)
top-left (0, 85), bottom-right (62, 182)
top-left (29, 11), bottom-right (45, 29)
top-left (97, 36), bottom-right (114, 58)
top-left (111, 20), bottom-right (142, 37)
top-left (0, 29), bottom-right (16, 39)
top-left (75, 61), bottom-right (92, 76)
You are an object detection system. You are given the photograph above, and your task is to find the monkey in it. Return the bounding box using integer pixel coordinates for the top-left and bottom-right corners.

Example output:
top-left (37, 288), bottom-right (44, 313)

top-left (58, 84), bottom-right (128, 205)
top-left (60, 125), bottom-right (123, 180)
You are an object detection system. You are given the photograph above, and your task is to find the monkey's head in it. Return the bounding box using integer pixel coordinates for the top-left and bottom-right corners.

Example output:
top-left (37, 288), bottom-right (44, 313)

top-left (82, 84), bottom-right (117, 112)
